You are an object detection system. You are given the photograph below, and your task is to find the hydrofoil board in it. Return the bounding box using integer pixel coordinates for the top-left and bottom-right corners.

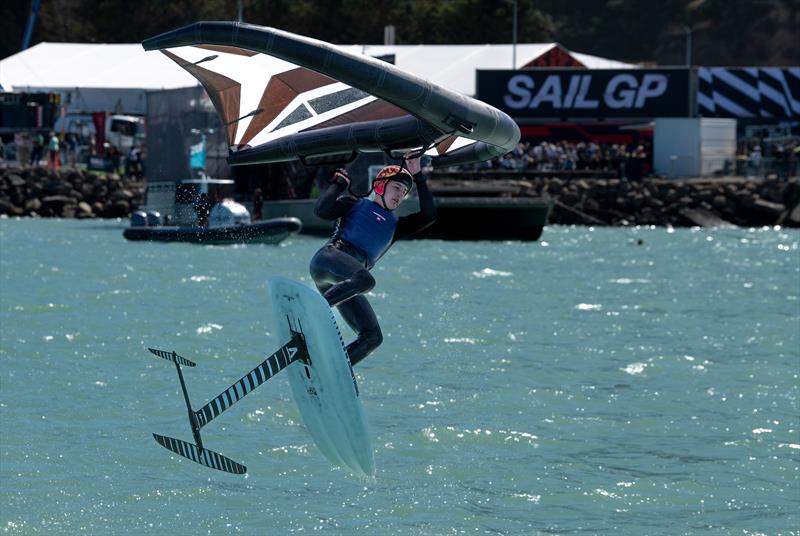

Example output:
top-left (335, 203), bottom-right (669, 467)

top-left (270, 276), bottom-right (375, 477)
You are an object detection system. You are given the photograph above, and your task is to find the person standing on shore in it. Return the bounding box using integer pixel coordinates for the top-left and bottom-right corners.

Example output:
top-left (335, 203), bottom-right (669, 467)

top-left (47, 132), bottom-right (60, 170)
top-left (67, 134), bottom-right (79, 167)
top-left (252, 188), bottom-right (263, 221)
top-left (309, 155), bottom-right (435, 366)
top-left (16, 132), bottom-right (30, 165)
top-left (749, 145), bottom-right (763, 177)
top-left (30, 132), bottom-right (44, 166)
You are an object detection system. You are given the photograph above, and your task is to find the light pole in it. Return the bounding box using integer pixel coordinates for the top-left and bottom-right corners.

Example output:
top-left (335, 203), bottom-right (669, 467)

top-left (512, 0), bottom-right (518, 69)
top-left (682, 25), bottom-right (692, 67)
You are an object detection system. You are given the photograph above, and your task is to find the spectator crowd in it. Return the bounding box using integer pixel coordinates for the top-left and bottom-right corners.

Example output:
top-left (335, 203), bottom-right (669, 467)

top-left (740, 139), bottom-right (799, 180)
top-left (469, 140), bottom-right (652, 180)
top-left (1, 130), bottom-right (144, 178)
top-left (3, 131), bottom-right (82, 170)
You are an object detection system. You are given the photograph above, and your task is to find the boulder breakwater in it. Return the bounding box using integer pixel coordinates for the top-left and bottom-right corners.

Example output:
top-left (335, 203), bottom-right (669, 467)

top-left (430, 175), bottom-right (800, 228)
top-left (1, 165), bottom-right (798, 228)
top-left (0, 166), bottom-right (145, 219)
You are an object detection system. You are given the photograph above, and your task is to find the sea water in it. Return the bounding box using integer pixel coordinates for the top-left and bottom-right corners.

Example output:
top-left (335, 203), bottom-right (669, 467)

top-left (0, 219), bottom-right (798, 535)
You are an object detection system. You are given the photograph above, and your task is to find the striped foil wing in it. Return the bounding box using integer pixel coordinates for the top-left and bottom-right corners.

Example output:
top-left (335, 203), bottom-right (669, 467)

top-left (194, 338), bottom-right (305, 428)
top-left (147, 348), bottom-right (196, 367)
top-left (153, 433), bottom-right (246, 474)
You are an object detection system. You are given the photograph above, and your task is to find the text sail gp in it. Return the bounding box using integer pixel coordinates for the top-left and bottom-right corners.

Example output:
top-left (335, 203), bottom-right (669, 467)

top-left (504, 72), bottom-right (670, 110)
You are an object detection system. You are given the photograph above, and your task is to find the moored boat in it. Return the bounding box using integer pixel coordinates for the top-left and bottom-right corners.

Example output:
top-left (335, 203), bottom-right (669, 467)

top-left (123, 178), bottom-right (302, 245)
top-left (123, 213), bottom-right (302, 245)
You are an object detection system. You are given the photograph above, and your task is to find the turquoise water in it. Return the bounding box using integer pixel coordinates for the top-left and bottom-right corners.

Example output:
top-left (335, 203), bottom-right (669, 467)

top-left (1, 219), bottom-right (798, 535)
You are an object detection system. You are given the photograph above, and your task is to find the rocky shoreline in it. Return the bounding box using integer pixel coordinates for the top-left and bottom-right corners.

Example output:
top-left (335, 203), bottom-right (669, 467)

top-left (430, 175), bottom-right (800, 228)
top-left (1, 165), bottom-right (798, 228)
top-left (0, 165), bottom-right (145, 219)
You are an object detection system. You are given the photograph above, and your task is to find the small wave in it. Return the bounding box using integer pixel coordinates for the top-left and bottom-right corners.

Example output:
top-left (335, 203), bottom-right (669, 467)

top-left (421, 426), bottom-right (439, 443)
top-left (181, 275), bottom-right (218, 283)
top-left (622, 362), bottom-right (647, 375)
top-left (576, 303), bottom-right (602, 311)
top-left (196, 323), bottom-right (223, 335)
top-left (443, 337), bottom-right (480, 344)
top-left (590, 488), bottom-right (621, 499)
top-left (472, 268), bottom-right (512, 278)
top-left (512, 493), bottom-right (541, 503)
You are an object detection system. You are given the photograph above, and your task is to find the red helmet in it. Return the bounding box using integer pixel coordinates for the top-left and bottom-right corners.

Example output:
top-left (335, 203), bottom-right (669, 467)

top-left (373, 165), bottom-right (413, 195)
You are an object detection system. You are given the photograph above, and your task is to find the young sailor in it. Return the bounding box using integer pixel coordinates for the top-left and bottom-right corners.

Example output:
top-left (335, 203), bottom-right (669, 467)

top-left (310, 156), bottom-right (435, 365)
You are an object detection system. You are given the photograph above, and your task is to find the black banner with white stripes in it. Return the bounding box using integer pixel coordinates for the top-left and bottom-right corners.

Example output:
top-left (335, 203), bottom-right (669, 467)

top-left (697, 67), bottom-right (800, 118)
top-left (477, 67), bottom-right (800, 120)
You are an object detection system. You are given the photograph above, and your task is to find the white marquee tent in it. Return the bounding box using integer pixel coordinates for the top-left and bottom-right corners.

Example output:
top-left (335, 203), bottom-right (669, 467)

top-left (0, 41), bottom-right (633, 115)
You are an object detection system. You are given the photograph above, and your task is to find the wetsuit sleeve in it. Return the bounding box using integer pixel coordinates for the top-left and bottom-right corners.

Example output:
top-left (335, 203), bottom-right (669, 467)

top-left (314, 182), bottom-right (358, 220)
top-left (394, 179), bottom-right (436, 240)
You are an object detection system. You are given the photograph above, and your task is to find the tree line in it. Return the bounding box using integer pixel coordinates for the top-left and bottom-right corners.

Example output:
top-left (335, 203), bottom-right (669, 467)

top-left (1, 0), bottom-right (797, 66)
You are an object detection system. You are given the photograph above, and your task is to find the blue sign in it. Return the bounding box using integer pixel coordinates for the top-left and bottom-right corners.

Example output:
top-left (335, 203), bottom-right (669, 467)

top-left (189, 135), bottom-right (206, 169)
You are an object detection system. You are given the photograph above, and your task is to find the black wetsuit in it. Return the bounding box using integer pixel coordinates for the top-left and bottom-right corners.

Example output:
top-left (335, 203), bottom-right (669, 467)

top-left (310, 178), bottom-right (436, 366)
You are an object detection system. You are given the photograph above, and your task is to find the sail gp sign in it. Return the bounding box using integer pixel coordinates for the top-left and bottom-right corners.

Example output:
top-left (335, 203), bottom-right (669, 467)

top-left (477, 69), bottom-right (690, 118)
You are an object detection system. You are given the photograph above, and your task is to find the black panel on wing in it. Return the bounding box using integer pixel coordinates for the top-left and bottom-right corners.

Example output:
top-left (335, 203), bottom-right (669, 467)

top-left (308, 87), bottom-right (370, 115)
top-left (273, 105), bottom-right (313, 131)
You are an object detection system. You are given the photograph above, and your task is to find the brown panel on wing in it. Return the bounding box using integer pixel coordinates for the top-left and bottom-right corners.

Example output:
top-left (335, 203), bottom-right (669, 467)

top-left (238, 68), bottom-right (339, 146)
top-left (195, 44), bottom-right (259, 57)
top-left (276, 67), bottom-right (337, 94)
top-left (237, 78), bottom-right (300, 146)
top-left (302, 99), bottom-right (409, 131)
top-left (435, 135), bottom-right (458, 155)
top-left (161, 49), bottom-right (242, 145)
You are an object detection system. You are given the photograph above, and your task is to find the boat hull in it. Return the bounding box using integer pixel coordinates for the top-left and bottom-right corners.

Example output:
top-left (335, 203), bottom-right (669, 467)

top-left (261, 198), bottom-right (551, 241)
top-left (123, 217), bottom-right (302, 245)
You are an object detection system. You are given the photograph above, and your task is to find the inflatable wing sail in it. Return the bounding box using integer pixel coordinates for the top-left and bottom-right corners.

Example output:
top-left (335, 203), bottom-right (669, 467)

top-left (142, 22), bottom-right (520, 168)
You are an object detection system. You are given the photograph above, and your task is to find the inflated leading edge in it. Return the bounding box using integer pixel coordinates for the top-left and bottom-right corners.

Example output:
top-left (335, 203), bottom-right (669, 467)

top-left (142, 21), bottom-right (520, 168)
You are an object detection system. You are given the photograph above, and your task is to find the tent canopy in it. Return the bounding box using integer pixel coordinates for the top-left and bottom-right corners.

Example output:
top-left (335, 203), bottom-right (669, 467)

top-left (0, 41), bottom-right (632, 114)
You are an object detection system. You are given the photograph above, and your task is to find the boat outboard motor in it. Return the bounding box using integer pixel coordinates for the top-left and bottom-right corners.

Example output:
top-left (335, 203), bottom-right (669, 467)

top-left (146, 211), bottom-right (162, 226)
top-left (130, 211), bottom-right (148, 227)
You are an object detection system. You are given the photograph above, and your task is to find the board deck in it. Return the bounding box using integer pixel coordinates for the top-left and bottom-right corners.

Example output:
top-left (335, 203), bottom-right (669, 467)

top-left (269, 276), bottom-right (375, 477)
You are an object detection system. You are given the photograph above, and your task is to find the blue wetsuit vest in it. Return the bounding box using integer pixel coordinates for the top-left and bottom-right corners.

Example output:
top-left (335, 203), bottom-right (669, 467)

top-left (336, 198), bottom-right (398, 267)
